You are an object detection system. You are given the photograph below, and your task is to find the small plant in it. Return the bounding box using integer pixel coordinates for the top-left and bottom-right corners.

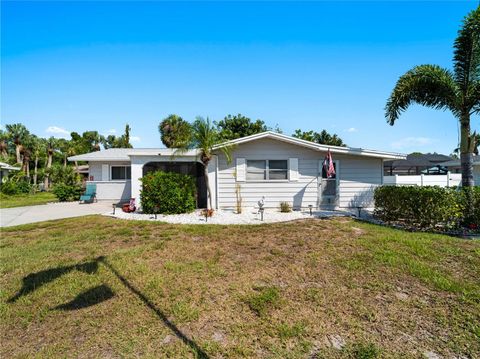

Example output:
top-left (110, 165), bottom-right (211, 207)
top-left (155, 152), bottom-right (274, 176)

top-left (235, 183), bottom-right (242, 214)
top-left (201, 208), bottom-right (214, 217)
top-left (244, 286), bottom-right (281, 316)
top-left (345, 342), bottom-right (380, 359)
top-left (279, 201), bottom-right (292, 213)
top-left (277, 322), bottom-right (306, 339)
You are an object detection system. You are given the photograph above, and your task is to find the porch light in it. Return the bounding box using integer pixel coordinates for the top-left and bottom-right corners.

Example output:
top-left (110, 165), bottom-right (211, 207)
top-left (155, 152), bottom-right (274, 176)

top-left (308, 204), bottom-right (313, 216)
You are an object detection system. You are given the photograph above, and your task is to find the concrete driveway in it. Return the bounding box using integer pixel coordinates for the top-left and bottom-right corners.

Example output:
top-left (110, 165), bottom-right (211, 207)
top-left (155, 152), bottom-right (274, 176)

top-left (0, 201), bottom-right (114, 228)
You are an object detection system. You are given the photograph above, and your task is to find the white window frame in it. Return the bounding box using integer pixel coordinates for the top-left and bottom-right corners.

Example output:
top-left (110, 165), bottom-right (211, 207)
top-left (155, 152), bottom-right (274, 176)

top-left (246, 159), bottom-right (289, 182)
top-left (110, 166), bottom-right (131, 181)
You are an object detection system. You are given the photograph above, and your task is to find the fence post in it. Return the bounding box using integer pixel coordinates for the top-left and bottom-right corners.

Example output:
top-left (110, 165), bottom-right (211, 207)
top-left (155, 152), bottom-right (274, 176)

top-left (421, 174), bottom-right (424, 186)
top-left (447, 171), bottom-right (450, 187)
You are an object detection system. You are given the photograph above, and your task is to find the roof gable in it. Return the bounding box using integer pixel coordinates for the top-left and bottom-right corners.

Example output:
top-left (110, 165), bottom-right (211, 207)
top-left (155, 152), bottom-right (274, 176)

top-left (214, 131), bottom-right (405, 160)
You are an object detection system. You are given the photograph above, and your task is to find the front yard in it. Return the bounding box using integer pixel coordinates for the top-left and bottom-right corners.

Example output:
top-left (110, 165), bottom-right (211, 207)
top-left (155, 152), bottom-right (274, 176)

top-left (1, 216), bottom-right (479, 358)
top-left (0, 192), bottom-right (57, 209)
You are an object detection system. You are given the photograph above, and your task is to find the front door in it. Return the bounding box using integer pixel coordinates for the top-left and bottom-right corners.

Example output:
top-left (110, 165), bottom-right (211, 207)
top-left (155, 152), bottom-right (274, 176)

top-left (318, 161), bottom-right (338, 209)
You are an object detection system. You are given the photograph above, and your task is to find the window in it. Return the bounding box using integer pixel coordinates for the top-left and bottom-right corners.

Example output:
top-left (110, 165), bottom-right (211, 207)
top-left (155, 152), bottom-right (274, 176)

top-left (246, 160), bottom-right (288, 181)
top-left (111, 166), bottom-right (131, 180)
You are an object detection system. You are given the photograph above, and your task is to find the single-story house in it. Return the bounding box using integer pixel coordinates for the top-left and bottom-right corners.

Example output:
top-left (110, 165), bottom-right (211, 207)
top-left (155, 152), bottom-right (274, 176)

top-left (0, 162), bottom-right (21, 183)
top-left (68, 131), bottom-right (405, 211)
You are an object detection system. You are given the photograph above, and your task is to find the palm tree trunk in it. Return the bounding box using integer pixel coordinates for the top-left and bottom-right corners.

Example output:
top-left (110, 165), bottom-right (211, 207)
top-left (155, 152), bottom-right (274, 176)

top-left (460, 119), bottom-right (474, 187)
top-left (203, 161), bottom-right (213, 210)
top-left (64, 156), bottom-right (67, 167)
top-left (15, 145), bottom-right (21, 164)
top-left (44, 154), bottom-right (52, 190)
top-left (33, 156), bottom-right (38, 186)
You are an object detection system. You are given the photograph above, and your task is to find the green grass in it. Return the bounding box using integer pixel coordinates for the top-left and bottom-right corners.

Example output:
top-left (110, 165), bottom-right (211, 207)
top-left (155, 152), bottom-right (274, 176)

top-left (0, 192), bottom-right (57, 208)
top-left (1, 216), bottom-right (479, 358)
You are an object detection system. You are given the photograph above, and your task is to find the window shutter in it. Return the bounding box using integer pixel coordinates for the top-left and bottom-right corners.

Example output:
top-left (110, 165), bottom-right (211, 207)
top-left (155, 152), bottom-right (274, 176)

top-left (101, 164), bottom-right (109, 181)
top-left (289, 158), bottom-right (298, 181)
top-left (236, 158), bottom-right (246, 182)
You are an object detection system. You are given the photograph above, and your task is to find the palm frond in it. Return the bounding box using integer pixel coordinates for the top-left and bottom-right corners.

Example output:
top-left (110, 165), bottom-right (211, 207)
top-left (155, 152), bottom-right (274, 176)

top-left (453, 7), bottom-right (480, 95)
top-left (385, 65), bottom-right (458, 125)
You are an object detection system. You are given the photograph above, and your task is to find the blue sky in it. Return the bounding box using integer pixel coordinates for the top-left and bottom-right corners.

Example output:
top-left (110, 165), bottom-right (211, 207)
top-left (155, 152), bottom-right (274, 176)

top-left (1, 1), bottom-right (479, 154)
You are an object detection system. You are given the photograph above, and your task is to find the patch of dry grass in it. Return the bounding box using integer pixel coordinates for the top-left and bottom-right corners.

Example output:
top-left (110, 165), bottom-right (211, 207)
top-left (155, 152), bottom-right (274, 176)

top-left (1, 216), bottom-right (479, 358)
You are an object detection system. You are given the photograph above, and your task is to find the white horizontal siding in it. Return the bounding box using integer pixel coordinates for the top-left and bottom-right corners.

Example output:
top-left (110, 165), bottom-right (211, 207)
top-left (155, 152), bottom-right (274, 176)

top-left (214, 138), bottom-right (384, 210)
top-left (87, 161), bottom-right (132, 201)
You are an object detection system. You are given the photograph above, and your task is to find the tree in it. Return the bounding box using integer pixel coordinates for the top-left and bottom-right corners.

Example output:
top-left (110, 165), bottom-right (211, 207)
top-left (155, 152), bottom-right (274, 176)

top-left (31, 136), bottom-right (45, 185)
top-left (215, 114), bottom-right (268, 141)
top-left (386, 7), bottom-right (480, 191)
top-left (0, 129), bottom-right (8, 159)
top-left (292, 129), bottom-right (346, 147)
top-left (44, 137), bottom-right (57, 189)
top-left (159, 114), bottom-right (192, 148)
top-left (175, 116), bottom-right (232, 210)
top-left (5, 123), bottom-right (29, 164)
top-left (102, 124), bottom-right (133, 148)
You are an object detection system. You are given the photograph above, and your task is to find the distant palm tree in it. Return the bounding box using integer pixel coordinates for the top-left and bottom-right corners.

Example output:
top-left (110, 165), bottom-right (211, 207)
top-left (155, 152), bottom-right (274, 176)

top-left (44, 137), bottom-right (57, 189)
top-left (159, 114), bottom-right (192, 148)
top-left (386, 7), bottom-right (479, 189)
top-left (5, 123), bottom-right (29, 164)
top-left (175, 117), bottom-right (232, 210)
top-left (31, 137), bottom-right (45, 186)
top-left (0, 130), bottom-right (8, 159)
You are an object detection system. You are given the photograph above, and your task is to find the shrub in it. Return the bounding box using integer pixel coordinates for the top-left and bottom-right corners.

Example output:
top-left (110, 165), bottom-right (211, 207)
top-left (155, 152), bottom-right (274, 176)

top-left (1, 180), bottom-right (19, 195)
top-left (16, 180), bottom-right (32, 194)
top-left (52, 183), bottom-right (82, 202)
top-left (374, 185), bottom-right (479, 230)
top-left (140, 171), bottom-right (196, 214)
top-left (279, 201), bottom-right (292, 213)
top-left (48, 165), bottom-right (80, 186)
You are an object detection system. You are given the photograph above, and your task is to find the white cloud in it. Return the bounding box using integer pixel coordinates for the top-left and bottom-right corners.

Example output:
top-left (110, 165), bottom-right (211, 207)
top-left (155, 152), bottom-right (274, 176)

top-left (45, 126), bottom-right (70, 138)
top-left (391, 137), bottom-right (435, 150)
top-left (106, 129), bottom-right (117, 134)
top-left (130, 136), bottom-right (141, 143)
top-left (346, 127), bottom-right (358, 133)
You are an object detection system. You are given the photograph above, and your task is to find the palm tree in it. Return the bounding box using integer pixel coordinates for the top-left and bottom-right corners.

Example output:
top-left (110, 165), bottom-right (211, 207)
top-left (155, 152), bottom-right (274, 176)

top-left (31, 137), bottom-right (44, 186)
top-left (175, 117), bottom-right (232, 210)
top-left (44, 137), bottom-right (57, 189)
top-left (159, 114), bottom-right (192, 148)
top-left (386, 7), bottom-right (479, 190)
top-left (0, 130), bottom-right (8, 159)
top-left (5, 123), bottom-right (29, 164)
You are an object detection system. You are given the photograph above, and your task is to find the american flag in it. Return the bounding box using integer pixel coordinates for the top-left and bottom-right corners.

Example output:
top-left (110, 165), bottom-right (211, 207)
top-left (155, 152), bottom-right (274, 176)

top-left (323, 150), bottom-right (336, 178)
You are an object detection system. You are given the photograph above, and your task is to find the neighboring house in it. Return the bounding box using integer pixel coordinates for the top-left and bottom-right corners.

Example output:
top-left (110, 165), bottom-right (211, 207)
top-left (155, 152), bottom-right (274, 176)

top-left (68, 131), bottom-right (405, 210)
top-left (439, 156), bottom-right (480, 184)
top-left (0, 162), bottom-right (21, 184)
top-left (384, 153), bottom-right (453, 176)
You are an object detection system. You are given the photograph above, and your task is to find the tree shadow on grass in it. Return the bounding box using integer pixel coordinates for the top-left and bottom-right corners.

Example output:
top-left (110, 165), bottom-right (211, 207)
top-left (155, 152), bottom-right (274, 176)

top-left (97, 256), bottom-right (209, 359)
top-left (53, 284), bottom-right (115, 310)
top-left (7, 260), bottom-right (99, 303)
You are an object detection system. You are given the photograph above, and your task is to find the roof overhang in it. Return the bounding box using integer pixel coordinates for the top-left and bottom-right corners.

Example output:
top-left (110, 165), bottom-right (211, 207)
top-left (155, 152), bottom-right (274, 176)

top-left (213, 131), bottom-right (406, 160)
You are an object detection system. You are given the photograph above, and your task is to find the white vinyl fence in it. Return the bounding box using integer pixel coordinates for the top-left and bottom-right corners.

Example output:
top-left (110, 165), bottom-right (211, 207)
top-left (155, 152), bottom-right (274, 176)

top-left (383, 173), bottom-right (462, 187)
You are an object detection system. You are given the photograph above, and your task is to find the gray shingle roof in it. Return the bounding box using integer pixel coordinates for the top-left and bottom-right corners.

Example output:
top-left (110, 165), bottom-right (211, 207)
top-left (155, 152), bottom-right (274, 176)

top-left (68, 148), bottom-right (198, 161)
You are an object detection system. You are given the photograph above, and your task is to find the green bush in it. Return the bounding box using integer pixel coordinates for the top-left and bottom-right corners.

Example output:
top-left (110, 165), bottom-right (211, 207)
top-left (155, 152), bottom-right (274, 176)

top-left (52, 183), bottom-right (82, 202)
top-left (16, 180), bottom-right (32, 194)
top-left (1, 180), bottom-right (19, 195)
top-left (48, 165), bottom-right (80, 186)
top-left (374, 186), bottom-right (479, 229)
top-left (140, 171), bottom-right (196, 214)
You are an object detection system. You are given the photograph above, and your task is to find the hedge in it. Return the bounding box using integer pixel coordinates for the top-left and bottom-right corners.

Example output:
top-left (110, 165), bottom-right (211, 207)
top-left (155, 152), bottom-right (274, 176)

top-left (374, 186), bottom-right (479, 230)
top-left (52, 183), bottom-right (83, 202)
top-left (140, 171), bottom-right (196, 214)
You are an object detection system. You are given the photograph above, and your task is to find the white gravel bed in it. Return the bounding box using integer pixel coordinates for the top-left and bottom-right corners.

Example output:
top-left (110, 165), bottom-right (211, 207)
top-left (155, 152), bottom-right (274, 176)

top-left (104, 208), bottom-right (351, 225)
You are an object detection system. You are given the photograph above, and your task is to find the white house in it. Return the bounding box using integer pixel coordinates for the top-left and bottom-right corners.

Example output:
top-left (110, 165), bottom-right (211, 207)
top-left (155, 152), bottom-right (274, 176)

top-left (68, 131), bottom-right (405, 211)
top-left (0, 162), bottom-right (21, 183)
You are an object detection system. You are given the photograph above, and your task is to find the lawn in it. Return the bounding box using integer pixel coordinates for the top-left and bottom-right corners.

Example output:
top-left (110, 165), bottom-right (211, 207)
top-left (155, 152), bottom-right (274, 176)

top-left (0, 192), bottom-right (57, 208)
top-left (1, 216), bottom-right (479, 358)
